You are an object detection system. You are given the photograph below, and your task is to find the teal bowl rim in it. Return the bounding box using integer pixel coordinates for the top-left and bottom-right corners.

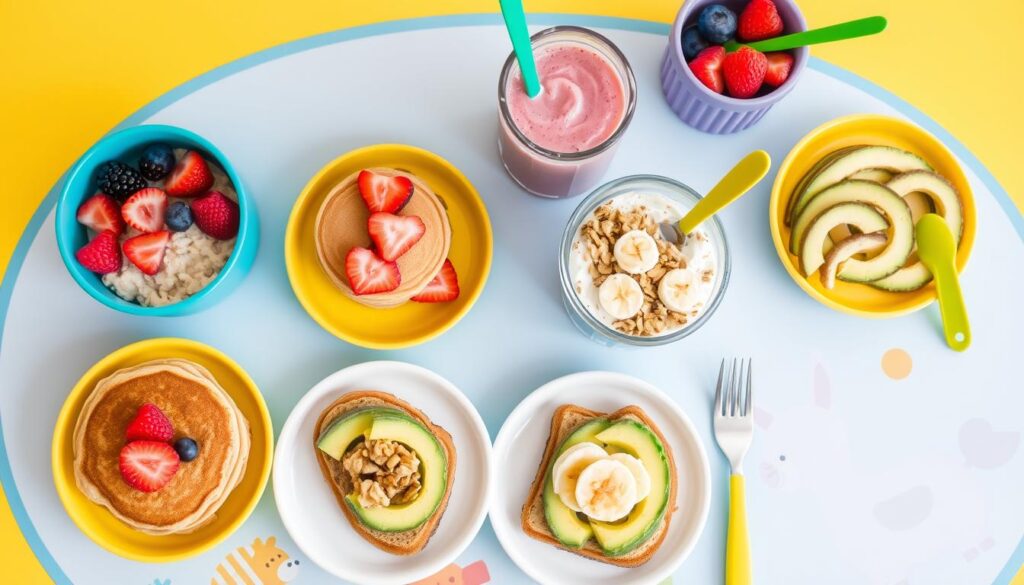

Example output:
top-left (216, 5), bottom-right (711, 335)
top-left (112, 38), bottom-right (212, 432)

top-left (54, 124), bottom-right (256, 316)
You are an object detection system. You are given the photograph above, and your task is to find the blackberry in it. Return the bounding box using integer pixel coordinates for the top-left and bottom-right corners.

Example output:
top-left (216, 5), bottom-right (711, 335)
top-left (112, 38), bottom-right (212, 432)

top-left (96, 161), bottom-right (147, 201)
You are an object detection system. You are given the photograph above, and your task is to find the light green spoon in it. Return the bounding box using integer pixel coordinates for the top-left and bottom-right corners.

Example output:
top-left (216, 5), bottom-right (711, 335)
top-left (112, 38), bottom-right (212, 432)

top-left (499, 0), bottom-right (541, 98)
top-left (916, 214), bottom-right (971, 352)
top-left (724, 16), bottom-right (887, 53)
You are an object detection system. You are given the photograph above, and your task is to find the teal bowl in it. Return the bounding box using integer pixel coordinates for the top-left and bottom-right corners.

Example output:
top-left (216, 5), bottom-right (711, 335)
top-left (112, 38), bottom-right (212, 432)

top-left (55, 124), bottom-right (259, 316)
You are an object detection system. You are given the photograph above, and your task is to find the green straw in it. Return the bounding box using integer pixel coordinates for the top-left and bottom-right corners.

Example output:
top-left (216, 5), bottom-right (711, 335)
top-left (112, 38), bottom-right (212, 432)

top-left (499, 0), bottom-right (542, 98)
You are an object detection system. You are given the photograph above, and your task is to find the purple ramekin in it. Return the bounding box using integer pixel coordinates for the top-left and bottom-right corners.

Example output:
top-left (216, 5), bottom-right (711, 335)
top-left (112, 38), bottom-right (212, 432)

top-left (660, 0), bottom-right (809, 134)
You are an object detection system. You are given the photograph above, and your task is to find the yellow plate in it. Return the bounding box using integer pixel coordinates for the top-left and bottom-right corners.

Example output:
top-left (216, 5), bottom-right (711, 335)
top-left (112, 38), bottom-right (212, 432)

top-left (285, 144), bottom-right (493, 348)
top-left (769, 114), bottom-right (977, 317)
top-left (51, 338), bottom-right (274, 562)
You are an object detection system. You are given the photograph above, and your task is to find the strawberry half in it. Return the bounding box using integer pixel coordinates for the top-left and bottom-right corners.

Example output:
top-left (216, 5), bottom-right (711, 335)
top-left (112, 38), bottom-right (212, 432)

top-left (125, 403), bottom-right (174, 442)
top-left (763, 51), bottom-right (794, 87)
top-left (121, 187), bottom-right (168, 233)
top-left (345, 247), bottom-right (401, 295)
top-left (738, 0), bottom-right (784, 42)
top-left (723, 46), bottom-right (768, 99)
top-left (75, 230), bottom-right (122, 274)
top-left (688, 46), bottom-right (726, 94)
top-left (165, 150), bottom-right (214, 197)
top-left (367, 212), bottom-right (426, 261)
top-left (357, 170), bottom-right (414, 213)
top-left (119, 441), bottom-right (180, 493)
top-left (411, 259), bottom-right (460, 303)
top-left (123, 230), bottom-right (170, 275)
top-left (76, 193), bottom-right (124, 236)
top-left (190, 191), bottom-right (239, 239)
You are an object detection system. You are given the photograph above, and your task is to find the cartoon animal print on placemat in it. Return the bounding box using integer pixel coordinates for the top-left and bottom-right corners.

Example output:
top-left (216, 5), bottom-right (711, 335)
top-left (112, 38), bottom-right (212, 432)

top-left (409, 560), bottom-right (490, 585)
top-left (211, 536), bottom-right (301, 585)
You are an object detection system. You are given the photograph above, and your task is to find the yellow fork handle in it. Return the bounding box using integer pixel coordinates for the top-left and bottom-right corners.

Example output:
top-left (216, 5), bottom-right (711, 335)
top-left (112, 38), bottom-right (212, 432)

top-left (726, 474), bottom-right (752, 585)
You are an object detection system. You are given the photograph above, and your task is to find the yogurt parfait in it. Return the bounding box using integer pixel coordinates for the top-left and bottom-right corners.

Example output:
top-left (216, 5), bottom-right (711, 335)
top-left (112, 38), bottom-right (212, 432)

top-left (560, 175), bottom-right (730, 345)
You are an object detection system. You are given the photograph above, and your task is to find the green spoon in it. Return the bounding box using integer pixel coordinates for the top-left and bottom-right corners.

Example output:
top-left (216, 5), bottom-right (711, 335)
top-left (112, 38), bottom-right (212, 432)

top-left (725, 16), bottom-right (887, 53)
top-left (916, 214), bottom-right (971, 352)
top-left (499, 0), bottom-right (542, 98)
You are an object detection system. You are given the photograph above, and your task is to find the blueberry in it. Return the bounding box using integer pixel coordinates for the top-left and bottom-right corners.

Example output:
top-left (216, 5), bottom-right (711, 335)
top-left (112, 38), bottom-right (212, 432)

top-left (697, 4), bottom-right (737, 44)
top-left (173, 437), bottom-right (199, 462)
top-left (681, 26), bottom-right (710, 61)
top-left (165, 201), bottom-right (193, 232)
top-left (139, 143), bottom-right (176, 181)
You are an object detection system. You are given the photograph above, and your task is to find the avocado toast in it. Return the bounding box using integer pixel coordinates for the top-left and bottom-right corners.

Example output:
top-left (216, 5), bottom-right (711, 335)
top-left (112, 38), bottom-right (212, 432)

top-left (521, 404), bottom-right (678, 567)
top-left (313, 390), bottom-right (456, 555)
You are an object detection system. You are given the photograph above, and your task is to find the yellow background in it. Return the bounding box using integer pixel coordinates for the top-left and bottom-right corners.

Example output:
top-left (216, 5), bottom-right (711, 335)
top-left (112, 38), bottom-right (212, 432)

top-left (1, 1), bottom-right (1022, 582)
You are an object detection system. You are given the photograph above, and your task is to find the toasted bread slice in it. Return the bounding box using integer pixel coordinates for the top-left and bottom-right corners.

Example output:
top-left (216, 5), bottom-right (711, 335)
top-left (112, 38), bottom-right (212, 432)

top-left (521, 404), bottom-right (678, 567)
top-left (313, 390), bottom-right (456, 555)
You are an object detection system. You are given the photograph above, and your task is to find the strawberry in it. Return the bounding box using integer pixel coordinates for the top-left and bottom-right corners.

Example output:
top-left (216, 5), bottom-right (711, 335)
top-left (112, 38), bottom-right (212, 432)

top-left (411, 259), bottom-right (460, 303)
top-left (164, 150), bottom-right (214, 197)
top-left (76, 193), bottom-right (124, 236)
top-left (125, 402), bottom-right (174, 442)
top-left (763, 51), bottom-right (794, 87)
top-left (738, 0), bottom-right (784, 42)
top-left (357, 170), bottom-right (414, 213)
top-left (123, 231), bottom-right (170, 275)
top-left (367, 212), bottom-right (426, 261)
top-left (75, 230), bottom-right (122, 274)
top-left (191, 191), bottom-right (239, 239)
top-left (121, 187), bottom-right (168, 233)
top-left (345, 247), bottom-right (401, 295)
top-left (688, 46), bottom-right (726, 94)
top-left (119, 441), bottom-right (180, 493)
top-left (723, 46), bottom-right (768, 99)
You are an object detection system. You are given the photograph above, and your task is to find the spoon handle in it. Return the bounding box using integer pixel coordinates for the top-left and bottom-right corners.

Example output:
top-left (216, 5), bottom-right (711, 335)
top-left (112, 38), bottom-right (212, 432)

top-left (932, 258), bottom-right (971, 351)
top-left (728, 16), bottom-right (887, 53)
top-left (678, 150), bottom-right (771, 235)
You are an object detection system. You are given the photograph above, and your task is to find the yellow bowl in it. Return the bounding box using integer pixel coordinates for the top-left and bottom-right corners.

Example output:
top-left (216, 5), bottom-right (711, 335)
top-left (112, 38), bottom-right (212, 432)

top-left (769, 114), bottom-right (977, 317)
top-left (285, 144), bottom-right (493, 348)
top-left (51, 338), bottom-right (274, 562)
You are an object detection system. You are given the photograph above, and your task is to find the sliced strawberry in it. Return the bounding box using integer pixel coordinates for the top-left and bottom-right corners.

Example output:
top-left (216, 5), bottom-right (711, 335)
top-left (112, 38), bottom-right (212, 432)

top-left (123, 231), bottom-right (170, 275)
top-left (763, 51), bottom-right (794, 87)
top-left (125, 403), bottom-right (174, 442)
top-left (190, 191), bottom-right (239, 240)
top-left (345, 247), bottom-right (401, 295)
top-left (164, 150), bottom-right (214, 197)
top-left (119, 441), bottom-right (180, 493)
top-left (688, 46), bottom-right (726, 94)
top-left (76, 193), bottom-right (124, 236)
top-left (411, 259), bottom-right (460, 303)
top-left (75, 230), bottom-right (122, 274)
top-left (367, 212), bottom-right (426, 261)
top-left (357, 170), bottom-right (414, 213)
top-left (121, 187), bottom-right (168, 233)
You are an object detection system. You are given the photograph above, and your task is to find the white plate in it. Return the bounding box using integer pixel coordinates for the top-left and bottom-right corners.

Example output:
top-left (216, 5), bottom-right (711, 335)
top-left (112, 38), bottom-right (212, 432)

top-left (273, 360), bottom-right (493, 585)
top-left (490, 371), bottom-right (711, 585)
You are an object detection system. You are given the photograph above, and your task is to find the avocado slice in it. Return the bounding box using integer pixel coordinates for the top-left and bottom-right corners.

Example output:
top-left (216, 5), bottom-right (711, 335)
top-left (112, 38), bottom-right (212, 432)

top-left (820, 233), bottom-right (888, 289)
top-left (542, 418), bottom-right (611, 548)
top-left (785, 146), bottom-right (864, 225)
top-left (848, 168), bottom-right (894, 183)
top-left (798, 203), bottom-right (889, 277)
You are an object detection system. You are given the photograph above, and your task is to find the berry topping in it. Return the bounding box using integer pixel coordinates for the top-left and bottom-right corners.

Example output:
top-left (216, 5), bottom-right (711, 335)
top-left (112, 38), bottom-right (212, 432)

top-left (763, 51), bottom-right (795, 87)
top-left (164, 150), bottom-right (214, 197)
top-left (165, 201), bottom-right (194, 232)
top-left (191, 191), bottom-right (239, 239)
top-left (96, 161), bottom-right (147, 202)
top-left (76, 193), bottom-right (124, 236)
top-left (697, 4), bottom-right (737, 44)
top-left (173, 437), bottom-right (199, 462)
top-left (367, 212), bottom-right (426, 261)
top-left (125, 402), bottom-right (174, 442)
top-left (681, 26), bottom-right (709, 61)
top-left (345, 247), bottom-right (401, 295)
top-left (738, 0), bottom-right (784, 42)
top-left (121, 187), bottom-right (168, 233)
top-left (139, 143), bottom-right (176, 181)
top-left (119, 441), bottom-right (180, 493)
top-left (74, 230), bottom-right (122, 274)
top-left (411, 259), bottom-right (460, 303)
top-left (357, 170), bottom-right (414, 213)
top-left (123, 231), bottom-right (170, 276)
top-left (689, 46), bottom-right (726, 94)
top-left (723, 46), bottom-right (768, 98)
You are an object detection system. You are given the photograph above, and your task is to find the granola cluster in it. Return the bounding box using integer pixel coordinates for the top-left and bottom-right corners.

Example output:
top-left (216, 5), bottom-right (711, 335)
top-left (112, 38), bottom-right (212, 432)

top-left (341, 438), bottom-right (422, 508)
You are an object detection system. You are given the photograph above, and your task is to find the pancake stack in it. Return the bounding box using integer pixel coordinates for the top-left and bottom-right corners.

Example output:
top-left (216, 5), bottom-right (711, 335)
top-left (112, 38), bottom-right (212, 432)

top-left (72, 359), bottom-right (250, 535)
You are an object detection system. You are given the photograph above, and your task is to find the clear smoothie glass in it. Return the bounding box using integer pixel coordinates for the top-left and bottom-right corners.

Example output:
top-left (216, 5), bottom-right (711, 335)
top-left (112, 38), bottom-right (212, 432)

top-left (498, 26), bottom-right (637, 199)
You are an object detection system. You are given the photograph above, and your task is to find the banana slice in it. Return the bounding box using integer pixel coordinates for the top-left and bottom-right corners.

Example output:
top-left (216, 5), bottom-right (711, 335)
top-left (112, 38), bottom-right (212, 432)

top-left (658, 267), bottom-right (700, 313)
top-left (613, 230), bottom-right (660, 274)
top-left (575, 458), bottom-right (638, 522)
top-left (609, 453), bottom-right (651, 501)
top-left (598, 274), bottom-right (644, 320)
top-left (551, 442), bottom-right (608, 512)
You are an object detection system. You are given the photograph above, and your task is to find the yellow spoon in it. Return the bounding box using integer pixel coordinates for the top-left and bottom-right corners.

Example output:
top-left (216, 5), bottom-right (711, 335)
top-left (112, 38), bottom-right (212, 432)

top-left (916, 214), bottom-right (971, 351)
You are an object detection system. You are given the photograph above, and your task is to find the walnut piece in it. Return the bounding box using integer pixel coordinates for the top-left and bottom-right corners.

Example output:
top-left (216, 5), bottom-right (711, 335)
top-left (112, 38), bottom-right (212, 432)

top-left (341, 438), bottom-right (422, 508)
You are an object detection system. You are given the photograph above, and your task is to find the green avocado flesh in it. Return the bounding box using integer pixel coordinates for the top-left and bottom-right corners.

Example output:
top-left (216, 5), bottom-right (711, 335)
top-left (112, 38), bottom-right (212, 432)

top-left (543, 418), bottom-right (610, 548)
top-left (798, 202), bottom-right (888, 278)
top-left (316, 407), bottom-right (447, 532)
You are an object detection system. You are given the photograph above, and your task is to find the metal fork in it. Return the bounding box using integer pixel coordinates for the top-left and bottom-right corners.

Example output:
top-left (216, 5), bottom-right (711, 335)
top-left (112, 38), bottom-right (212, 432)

top-left (714, 358), bottom-right (753, 585)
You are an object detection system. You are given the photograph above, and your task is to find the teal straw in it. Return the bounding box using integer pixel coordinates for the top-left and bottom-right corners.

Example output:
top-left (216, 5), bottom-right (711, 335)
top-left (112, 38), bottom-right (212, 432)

top-left (499, 0), bottom-right (542, 98)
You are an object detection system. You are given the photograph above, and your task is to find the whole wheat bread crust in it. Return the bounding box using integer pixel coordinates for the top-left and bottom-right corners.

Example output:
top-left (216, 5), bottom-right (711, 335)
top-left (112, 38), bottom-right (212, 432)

top-left (520, 404), bottom-right (679, 567)
top-left (313, 390), bottom-right (456, 556)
